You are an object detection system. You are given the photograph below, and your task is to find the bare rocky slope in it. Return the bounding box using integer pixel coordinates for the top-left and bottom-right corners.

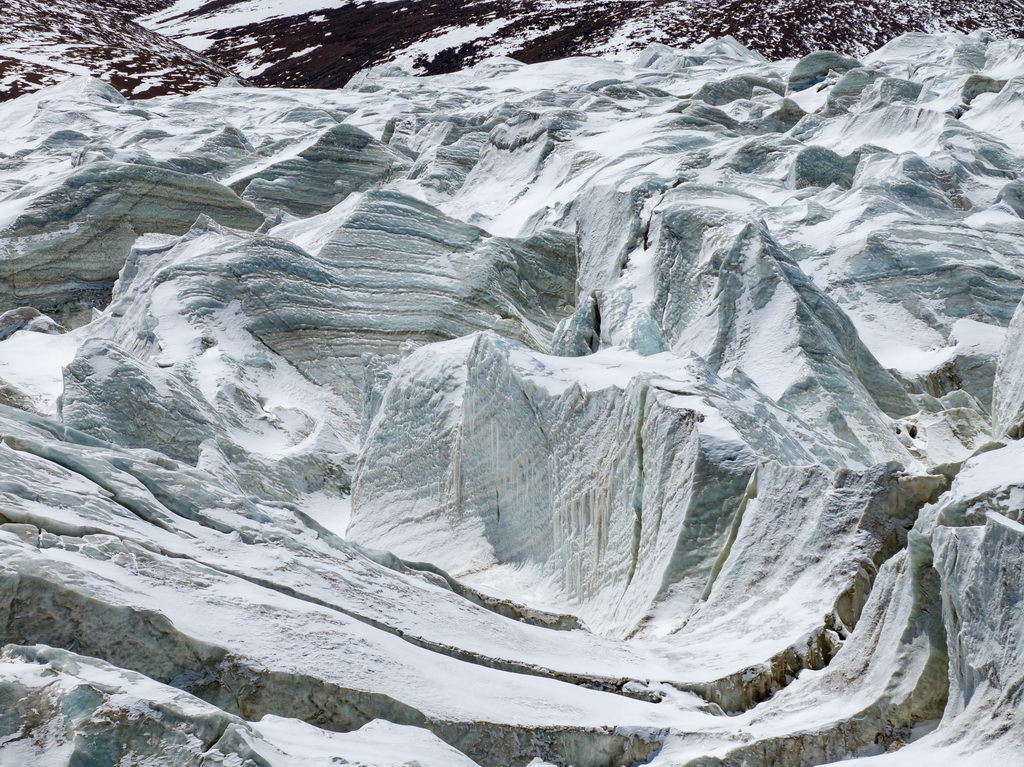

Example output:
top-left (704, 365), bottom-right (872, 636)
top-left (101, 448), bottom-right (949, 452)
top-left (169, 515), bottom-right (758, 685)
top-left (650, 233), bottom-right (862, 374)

top-left (0, 0), bottom-right (240, 101)
top-left (143, 0), bottom-right (1024, 86)
top-left (3, 0), bottom-right (1024, 101)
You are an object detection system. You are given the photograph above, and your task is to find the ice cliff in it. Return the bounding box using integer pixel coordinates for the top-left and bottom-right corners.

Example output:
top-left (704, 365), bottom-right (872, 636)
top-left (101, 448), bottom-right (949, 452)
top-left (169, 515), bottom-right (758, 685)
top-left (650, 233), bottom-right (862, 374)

top-left (0, 30), bottom-right (1022, 767)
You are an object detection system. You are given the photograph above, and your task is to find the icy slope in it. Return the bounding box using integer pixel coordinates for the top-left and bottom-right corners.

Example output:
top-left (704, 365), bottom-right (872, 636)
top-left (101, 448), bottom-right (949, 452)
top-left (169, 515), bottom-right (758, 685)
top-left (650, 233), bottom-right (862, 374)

top-left (0, 29), bottom-right (1023, 767)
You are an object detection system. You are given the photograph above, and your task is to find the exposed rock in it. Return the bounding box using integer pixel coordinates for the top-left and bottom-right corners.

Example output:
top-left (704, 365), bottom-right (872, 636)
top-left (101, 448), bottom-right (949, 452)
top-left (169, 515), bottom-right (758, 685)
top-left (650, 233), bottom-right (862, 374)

top-left (137, 0), bottom-right (1024, 93)
top-left (0, 0), bottom-right (243, 101)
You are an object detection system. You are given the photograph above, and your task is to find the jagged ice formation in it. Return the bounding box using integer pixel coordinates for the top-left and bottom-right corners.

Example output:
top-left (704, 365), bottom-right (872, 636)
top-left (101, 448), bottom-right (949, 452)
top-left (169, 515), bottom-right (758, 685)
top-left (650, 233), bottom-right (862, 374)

top-left (0, 30), bottom-right (1022, 767)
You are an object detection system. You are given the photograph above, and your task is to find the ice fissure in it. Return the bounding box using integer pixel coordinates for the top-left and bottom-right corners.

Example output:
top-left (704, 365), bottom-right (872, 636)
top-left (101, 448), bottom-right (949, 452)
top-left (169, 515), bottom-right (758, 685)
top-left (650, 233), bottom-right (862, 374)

top-left (0, 29), bottom-right (1023, 767)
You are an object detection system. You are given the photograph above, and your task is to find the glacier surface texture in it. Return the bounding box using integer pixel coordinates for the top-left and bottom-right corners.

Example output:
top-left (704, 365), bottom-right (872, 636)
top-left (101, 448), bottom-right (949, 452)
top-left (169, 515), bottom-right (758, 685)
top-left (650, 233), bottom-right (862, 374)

top-left (0, 30), bottom-right (1023, 767)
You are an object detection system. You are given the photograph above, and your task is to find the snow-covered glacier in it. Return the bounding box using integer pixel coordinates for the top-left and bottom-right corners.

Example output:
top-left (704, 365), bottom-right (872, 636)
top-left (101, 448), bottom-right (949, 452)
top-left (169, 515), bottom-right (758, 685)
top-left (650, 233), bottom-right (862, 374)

top-left (0, 29), bottom-right (1022, 767)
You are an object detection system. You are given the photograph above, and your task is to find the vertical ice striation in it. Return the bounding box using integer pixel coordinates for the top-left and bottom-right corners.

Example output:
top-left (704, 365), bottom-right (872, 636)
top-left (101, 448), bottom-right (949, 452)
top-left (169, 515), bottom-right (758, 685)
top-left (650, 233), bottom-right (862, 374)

top-left (0, 29), bottom-right (1023, 767)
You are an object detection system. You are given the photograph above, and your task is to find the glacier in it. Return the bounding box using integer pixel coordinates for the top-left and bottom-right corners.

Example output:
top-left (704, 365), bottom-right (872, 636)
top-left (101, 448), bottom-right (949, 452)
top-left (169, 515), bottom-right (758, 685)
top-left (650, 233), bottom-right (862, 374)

top-left (0, 29), bottom-right (1023, 767)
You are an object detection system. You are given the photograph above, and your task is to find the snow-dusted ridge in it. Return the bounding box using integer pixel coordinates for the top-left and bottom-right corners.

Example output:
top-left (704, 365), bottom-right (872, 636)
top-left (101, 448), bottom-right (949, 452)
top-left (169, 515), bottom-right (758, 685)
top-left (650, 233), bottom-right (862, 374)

top-left (0, 0), bottom-right (243, 101)
top-left (5, 0), bottom-right (1024, 100)
top-left (140, 0), bottom-right (1024, 90)
top-left (0, 29), bottom-right (1023, 767)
